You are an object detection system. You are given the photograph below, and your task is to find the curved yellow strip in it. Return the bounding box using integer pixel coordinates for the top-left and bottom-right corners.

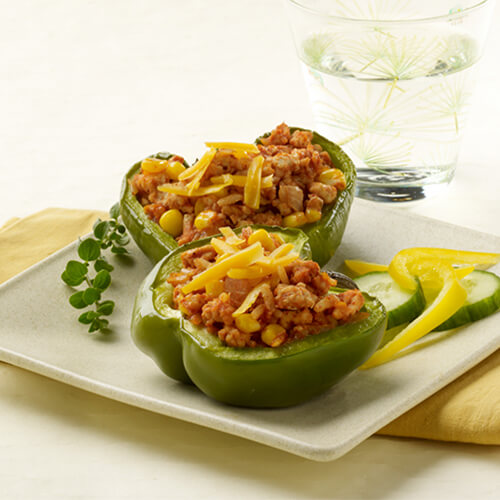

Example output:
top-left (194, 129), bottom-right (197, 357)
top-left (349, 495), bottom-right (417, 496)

top-left (344, 259), bottom-right (389, 276)
top-left (232, 283), bottom-right (268, 317)
top-left (158, 181), bottom-right (231, 197)
top-left (178, 148), bottom-right (217, 182)
top-left (244, 156), bottom-right (264, 210)
top-left (389, 248), bottom-right (500, 291)
top-left (362, 261), bottom-right (467, 369)
top-left (205, 142), bottom-right (259, 153)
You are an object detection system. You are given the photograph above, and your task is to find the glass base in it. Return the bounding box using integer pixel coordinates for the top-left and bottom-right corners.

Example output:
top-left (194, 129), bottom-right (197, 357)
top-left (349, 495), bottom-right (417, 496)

top-left (354, 168), bottom-right (454, 203)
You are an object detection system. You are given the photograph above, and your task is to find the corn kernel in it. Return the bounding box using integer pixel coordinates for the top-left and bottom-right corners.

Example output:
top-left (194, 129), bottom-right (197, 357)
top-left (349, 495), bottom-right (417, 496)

top-left (159, 209), bottom-right (183, 237)
top-left (205, 279), bottom-right (225, 297)
top-left (261, 324), bottom-right (287, 347)
top-left (283, 212), bottom-right (307, 228)
top-left (165, 161), bottom-right (185, 180)
top-left (248, 228), bottom-right (275, 251)
top-left (318, 168), bottom-right (345, 187)
top-left (235, 314), bottom-right (261, 334)
top-left (194, 210), bottom-right (216, 230)
top-left (305, 208), bottom-right (322, 223)
top-left (141, 157), bottom-right (166, 174)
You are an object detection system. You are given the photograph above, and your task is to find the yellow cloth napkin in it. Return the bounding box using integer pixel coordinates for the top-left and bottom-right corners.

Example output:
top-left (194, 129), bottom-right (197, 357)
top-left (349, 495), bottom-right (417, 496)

top-left (1, 208), bottom-right (499, 445)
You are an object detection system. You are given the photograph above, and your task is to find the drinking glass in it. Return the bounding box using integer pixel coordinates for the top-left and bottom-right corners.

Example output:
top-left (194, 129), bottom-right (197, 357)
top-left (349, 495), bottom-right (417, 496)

top-left (285, 0), bottom-right (496, 202)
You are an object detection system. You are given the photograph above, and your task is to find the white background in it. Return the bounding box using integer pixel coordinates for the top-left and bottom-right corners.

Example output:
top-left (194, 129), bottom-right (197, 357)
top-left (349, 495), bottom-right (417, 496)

top-left (2, 1), bottom-right (500, 498)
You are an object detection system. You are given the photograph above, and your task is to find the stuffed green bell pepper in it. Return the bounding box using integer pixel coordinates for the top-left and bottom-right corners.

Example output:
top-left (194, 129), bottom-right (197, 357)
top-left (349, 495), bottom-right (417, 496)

top-left (120, 123), bottom-right (356, 266)
top-left (131, 226), bottom-right (386, 408)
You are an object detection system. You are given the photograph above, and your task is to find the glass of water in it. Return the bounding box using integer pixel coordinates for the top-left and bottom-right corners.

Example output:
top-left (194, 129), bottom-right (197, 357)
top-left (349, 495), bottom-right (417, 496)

top-left (285, 0), bottom-right (496, 202)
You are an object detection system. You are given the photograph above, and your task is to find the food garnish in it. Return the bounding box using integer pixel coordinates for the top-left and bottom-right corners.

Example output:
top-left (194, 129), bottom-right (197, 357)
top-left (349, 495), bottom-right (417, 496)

top-left (347, 248), bottom-right (500, 368)
top-left (61, 204), bottom-right (130, 334)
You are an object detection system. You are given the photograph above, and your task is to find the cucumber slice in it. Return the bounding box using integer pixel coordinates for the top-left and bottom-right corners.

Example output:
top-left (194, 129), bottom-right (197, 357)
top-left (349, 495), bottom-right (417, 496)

top-left (355, 271), bottom-right (426, 330)
top-left (434, 270), bottom-right (500, 331)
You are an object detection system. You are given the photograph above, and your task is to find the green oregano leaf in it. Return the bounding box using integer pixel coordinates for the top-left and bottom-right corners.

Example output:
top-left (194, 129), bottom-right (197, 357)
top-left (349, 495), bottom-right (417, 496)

top-left (96, 301), bottom-right (114, 315)
top-left (94, 258), bottom-right (114, 272)
top-left (93, 270), bottom-right (111, 291)
top-left (111, 233), bottom-right (130, 246)
top-left (88, 320), bottom-right (101, 333)
top-left (78, 238), bottom-right (101, 261)
top-left (61, 270), bottom-right (85, 287)
top-left (66, 260), bottom-right (88, 278)
top-left (111, 245), bottom-right (128, 255)
top-left (89, 318), bottom-right (109, 333)
top-left (78, 311), bottom-right (99, 324)
top-left (109, 203), bottom-right (120, 220)
top-left (69, 291), bottom-right (87, 309)
top-left (63, 202), bottom-right (130, 335)
top-left (83, 287), bottom-right (101, 305)
top-left (93, 220), bottom-right (110, 240)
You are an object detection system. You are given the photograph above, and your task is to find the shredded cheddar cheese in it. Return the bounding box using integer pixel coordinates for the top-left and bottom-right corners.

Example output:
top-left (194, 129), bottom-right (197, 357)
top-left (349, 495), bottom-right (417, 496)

top-left (244, 155), bottom-right (264, 210)
top-left (211, 237), bottom-right (239, 256)
top-left (219, 227), bottom-right (245, 247)
top-left (178, 148), bottom-right (217, 182)
top-left (205, 142), bottom-right (259, 154)
top-left (181, 242), bottom-right (264, 294)
top-left (232, 283), bottom-right (269, 317)
top-left (158, 181), bottom-right (231, 197)
top-left (210, 174), bottom-right (273, 189)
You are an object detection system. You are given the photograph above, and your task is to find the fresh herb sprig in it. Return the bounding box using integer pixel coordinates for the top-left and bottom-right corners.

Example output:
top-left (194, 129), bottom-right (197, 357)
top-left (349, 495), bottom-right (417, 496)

top-left (61, 203), bottom-right (130, 333)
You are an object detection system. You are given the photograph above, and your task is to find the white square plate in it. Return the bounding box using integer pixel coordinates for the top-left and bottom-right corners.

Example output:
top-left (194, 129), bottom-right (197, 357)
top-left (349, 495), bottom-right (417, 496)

top-left (1, 200), bottom-right (499, 461)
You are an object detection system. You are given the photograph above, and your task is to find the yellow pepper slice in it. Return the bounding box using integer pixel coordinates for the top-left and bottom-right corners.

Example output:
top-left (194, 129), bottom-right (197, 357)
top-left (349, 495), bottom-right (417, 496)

top-left (243, 156), bottom-right (264, 210)
top-left (182, 242), bottom-right (264, 294)
top-left (389, 248), bottom-right (499, 290)
top-left (362, 259), bottom-right (467, 368)
top-left (344, 259), bottom-right (389, 275)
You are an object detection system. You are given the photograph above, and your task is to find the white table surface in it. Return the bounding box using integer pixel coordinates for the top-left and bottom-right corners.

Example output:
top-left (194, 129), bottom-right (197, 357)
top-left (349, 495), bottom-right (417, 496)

top-left (2, 1), bottom-right (500, 498)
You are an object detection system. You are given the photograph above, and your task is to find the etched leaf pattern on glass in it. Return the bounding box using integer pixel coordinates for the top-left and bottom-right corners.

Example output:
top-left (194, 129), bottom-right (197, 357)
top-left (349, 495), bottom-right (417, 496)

top-left (300, 21), bottom-right (477, 178)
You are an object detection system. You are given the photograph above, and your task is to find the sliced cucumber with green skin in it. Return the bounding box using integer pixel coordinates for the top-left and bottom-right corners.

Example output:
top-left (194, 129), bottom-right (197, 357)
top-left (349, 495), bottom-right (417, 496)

top-left (433, 270), bottom-right (500, 331)
top-left (355, 271), bottom-right (426, 331)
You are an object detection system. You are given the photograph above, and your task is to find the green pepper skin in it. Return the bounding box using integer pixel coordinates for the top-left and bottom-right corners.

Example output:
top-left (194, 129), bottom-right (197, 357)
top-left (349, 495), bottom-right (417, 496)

top-left (120, 128), bottom-right (356, 266)
top-left (120, 152), bottom-right (189, 263)
top-left (131, 230), bottom-right (386, 408)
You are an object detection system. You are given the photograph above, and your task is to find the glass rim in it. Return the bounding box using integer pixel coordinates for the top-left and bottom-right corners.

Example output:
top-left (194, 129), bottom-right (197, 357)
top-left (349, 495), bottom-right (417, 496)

top-left (286, 0), bottom-right (492, 25)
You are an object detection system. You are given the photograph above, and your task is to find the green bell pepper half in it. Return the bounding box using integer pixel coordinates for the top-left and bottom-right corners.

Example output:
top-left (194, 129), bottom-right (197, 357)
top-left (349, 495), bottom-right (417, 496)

top-left (120, 127), bottom-right (356, 266)
top-left (131, 228), bottom-right (386, 408)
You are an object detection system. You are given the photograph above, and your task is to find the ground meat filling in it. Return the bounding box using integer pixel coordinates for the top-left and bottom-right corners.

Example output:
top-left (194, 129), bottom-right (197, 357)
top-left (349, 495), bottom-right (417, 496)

top-left (166, 228), bottom-right (365, 348)
top-left (131, 123), bottom-right (346, 244)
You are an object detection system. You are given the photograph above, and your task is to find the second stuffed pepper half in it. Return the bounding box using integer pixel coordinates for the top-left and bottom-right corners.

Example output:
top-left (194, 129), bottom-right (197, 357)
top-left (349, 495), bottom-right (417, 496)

top-left (132, 226), bottom-right (386, 408)
top-left (121, 123), bottom-right (356, 266)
